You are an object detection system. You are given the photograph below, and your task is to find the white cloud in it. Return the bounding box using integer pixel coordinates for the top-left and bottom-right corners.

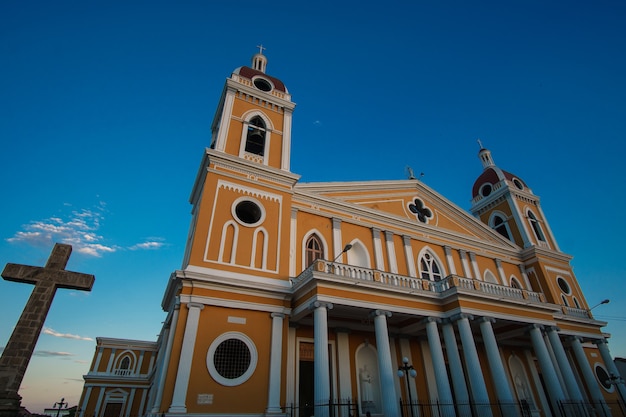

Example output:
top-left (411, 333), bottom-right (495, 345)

top-left (129, 241), bottom-right (165, 250)
top-left (33, 351), bottom-right (75, 357)
top-left (43, 327), bottom-right (94, 341)
top-left (7, 202), bottom-right (166, 256)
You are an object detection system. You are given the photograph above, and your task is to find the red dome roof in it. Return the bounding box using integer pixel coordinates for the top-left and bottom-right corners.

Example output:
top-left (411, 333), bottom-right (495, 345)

top-left (235, 66), bottom-right (287, 93)
top-left (472, 167), bottom-right (526, 198)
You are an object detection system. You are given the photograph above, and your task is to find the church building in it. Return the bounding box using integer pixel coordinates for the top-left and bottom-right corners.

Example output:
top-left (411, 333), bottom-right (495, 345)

top-left (77, 51), bottom-right (626, 417)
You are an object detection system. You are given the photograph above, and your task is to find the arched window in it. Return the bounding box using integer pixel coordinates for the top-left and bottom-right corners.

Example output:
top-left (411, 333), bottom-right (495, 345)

top-left (419, 252), bottom-right (443, 281)
top-left (120, 357), bottom-right (130, 370)
top-left (510, 277), bottom-right (522, 289)
top-left (492, 214), bottom-right (511, 240)
top-left (305, 234), bottom-right (324, 268)
top-left (245, 116), bottom-right (266, 156)
top-left (528, 211), bottom-right (546, 242)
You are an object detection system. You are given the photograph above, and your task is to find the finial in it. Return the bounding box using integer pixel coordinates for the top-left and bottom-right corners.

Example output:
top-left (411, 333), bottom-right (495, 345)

top-left (257, 44), bottom-right (266, 55)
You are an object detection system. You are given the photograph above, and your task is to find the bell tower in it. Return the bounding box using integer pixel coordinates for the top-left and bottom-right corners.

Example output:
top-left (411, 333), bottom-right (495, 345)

top-left (210, 46), bottom-right (295, 171)
top-left (182, 49), bottom-right (299, 276)
top-left (470, 143), bottom-right (559, 251)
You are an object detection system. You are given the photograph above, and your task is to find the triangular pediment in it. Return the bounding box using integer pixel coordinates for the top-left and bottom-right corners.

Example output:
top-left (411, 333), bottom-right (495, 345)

top-left (294, 179), bottom-right (517, 250)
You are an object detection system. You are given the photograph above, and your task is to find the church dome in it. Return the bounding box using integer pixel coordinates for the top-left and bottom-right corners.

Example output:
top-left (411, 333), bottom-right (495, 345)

top-left (233, 66), bottom-right (288, 93)
top-left (471, 146), bottom-right (528, 199)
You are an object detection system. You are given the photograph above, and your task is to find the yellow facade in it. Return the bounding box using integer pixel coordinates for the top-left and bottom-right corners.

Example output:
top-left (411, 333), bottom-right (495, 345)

top-left (78, 52), bottom-right (626, 417)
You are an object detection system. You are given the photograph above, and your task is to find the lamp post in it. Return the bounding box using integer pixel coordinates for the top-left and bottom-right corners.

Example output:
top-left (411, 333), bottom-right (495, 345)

top-left (607, 373), bottom-right (626, 409)
top-left (590, 299), bottom-right (610, 310)
top-left (54, 398), bottom-right (68, 417)
top-left (397, 357), bottom-right (417, 417)
top-left (328, 244), bottom-right (352, 273)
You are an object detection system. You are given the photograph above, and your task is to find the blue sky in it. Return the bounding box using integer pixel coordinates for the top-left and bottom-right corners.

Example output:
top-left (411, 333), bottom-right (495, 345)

top-left (1, 0), bottom-right (625, 412)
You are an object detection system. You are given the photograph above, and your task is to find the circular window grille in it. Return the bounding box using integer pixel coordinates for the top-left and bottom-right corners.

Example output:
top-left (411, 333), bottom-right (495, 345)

top-left (556, 277), bottom-right (571, 294)
top-left (594, 364), bottom-right (613, 391)
top-left (207, 332), bottom-right (257, 386)
top-left (232, 197), bottom-right (265, 227)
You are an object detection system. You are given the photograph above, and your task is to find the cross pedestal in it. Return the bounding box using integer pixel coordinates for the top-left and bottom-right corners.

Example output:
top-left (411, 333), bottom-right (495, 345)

top-left (0, 244), bottom-right (95, 417)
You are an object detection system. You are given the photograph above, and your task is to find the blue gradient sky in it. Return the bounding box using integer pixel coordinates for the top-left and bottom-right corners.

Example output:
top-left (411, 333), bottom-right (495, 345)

top-left (1, 0), bottom-right (625, 413)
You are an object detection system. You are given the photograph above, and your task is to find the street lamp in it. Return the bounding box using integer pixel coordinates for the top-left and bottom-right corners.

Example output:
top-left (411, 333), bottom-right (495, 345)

top-left (332, 244), bottom-right (353, 263)
top-left (590, 299), bottom-right (610, 310)
top-left (54, 398), bottom-right (68, 417)
top-left (397, 357), bottom-right (417, 417)
top-left (606, 373), bottom-right (626, 408)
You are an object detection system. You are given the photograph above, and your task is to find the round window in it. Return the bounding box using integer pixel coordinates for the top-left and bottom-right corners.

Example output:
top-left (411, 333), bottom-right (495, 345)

top-left (513, 178), bottom-right (524, 190)
top-left (253, 77), bottom-right (272, 92)
top-left (232, 198), bottom-right (265, 227)
top-left (207, 332), bottom-right (257, 386)
top-left (557, 277), bottom-right (571, 294)
top-left (594, 364), bottom-right (612, 391)
top-left (480, 183), bottom-right (492, 197)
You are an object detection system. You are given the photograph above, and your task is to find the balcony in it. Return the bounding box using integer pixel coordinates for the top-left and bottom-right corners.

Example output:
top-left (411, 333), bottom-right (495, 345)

top-left (292, 260), bottom-right (594, 318)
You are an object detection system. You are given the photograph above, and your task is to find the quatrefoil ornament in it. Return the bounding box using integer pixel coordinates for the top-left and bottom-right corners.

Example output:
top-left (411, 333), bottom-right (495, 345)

top-left (409, 198), bottom-right (432, 223)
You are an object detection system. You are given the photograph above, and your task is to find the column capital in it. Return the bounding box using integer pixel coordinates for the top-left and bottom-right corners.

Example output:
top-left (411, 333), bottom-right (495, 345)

top-left (592, 338), bottom-right (608, 346)
top-left (370, 309), bottom-right (392, 318)
top-left (479, 316), bottom-right (495, 324)
top-left (545, 325), bottom-right (560, 333)
top-left (309, 301), bottom-right (333, 311)
top-left (528, 323), bottom-right (544, 333)
top-left (451, 313), bottom-right (474, 322)
top-left (423, 316), bottom-right (441, 324)
top-left (271, 312), bottom-right (285, 319)
top-left (187, 302), bottom-right (205, 310)
top-left (495, 258), bottom-right (502, 268)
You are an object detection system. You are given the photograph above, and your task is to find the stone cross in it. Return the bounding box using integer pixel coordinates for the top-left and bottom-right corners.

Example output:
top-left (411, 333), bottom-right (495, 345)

top-left (0, 243), bottom-right (95, 414)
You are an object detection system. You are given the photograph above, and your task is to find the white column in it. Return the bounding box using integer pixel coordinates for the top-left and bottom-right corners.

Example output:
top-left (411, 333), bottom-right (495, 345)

top-left (495, 259), bottom-right (507, 285)
top-left (479, 318), bottom-right (515, 417)
top-left (425, 318), bottom-right (456, 417)
top-left (570, 337), bottom-right (608, 417)
top-left (281, 108), bottom-right (293, 170)
top-left (336, 329), bottom-right (353, 405)
top-left (456, 314), bottom-right (492, 417)
top-left (441, 322), bottom-right (471, 417)
top-left (313, 302), bottom-right (332, 417)
top-left (169, 302), bottom-right (204, 413)
top-left (289, 208), bottom-right (298, 277)
top-left (595, 338), bottom-right (626, 403)
top-left (545, 327), bottom-right (584, 402)
top-left (528, 325), bottom-right (566, 413)
top-left (286, 324), bottom-right (297, 407)
top-left (266, 313), bottom-right (285, 414)
top-left (215, 86), bottom-right (236, 151)
top-left (151, 305), bottom-right (180, 413)
top-left (372, 310), bottom-right (400, 417)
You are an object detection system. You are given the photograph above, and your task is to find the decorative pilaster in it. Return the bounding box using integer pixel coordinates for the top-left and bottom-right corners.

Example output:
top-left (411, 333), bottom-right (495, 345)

top-left (372, 228), bottom-right (384, 270)
top-left (372, 310), bottom-right (400, 417)
top-left (169, 302), bottom-right (204, 413)
top-left (424, 318), bottom-right (455, 417)
top-left (455, 314), bottom-right (491, 416)
top-left (312, 302), bottom-right (333, 417)
top-left (335, 328), bottom-right (353, 405)
top-left (469, 252), bottom-right (481, 281)
top-left (384, 231), bottom-right (398, 273)
top-left (443, 246), bottom-right (456, 275)
top-left (266, 313), bottom-right (285, 414)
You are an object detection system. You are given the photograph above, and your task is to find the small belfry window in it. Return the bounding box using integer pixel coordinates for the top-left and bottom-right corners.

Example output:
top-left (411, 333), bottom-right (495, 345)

top-left (245, 116), bottom-right (266, 156)
top-left (305, 234), bottom-right (324, 268)
top-left (528, 211), bottom-right (546, 242)
top-left (492, 215), bottom-right (511, 240)
top-left (419, 252), bottom-right (443, 281)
